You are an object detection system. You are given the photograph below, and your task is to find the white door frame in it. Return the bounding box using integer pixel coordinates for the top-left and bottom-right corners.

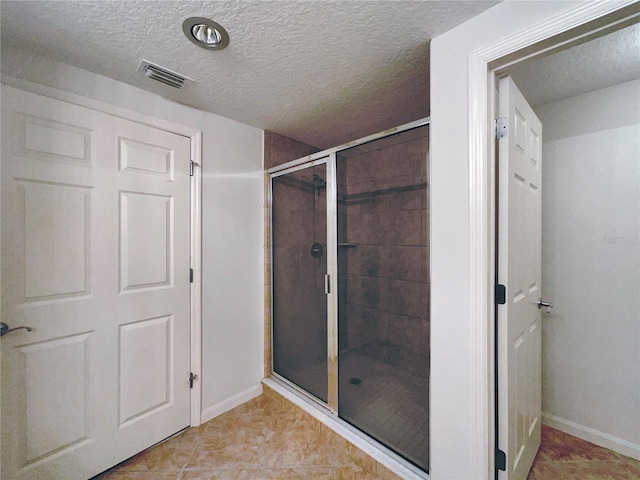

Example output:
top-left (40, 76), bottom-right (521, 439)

top-left (465, 1), bottom-right (639, 478)
top-left (0, 75), bottom-right (204, 428)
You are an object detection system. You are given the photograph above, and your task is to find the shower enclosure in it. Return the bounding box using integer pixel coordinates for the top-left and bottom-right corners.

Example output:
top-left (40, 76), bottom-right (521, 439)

top-left (270, 121), bottom-right (430, 472)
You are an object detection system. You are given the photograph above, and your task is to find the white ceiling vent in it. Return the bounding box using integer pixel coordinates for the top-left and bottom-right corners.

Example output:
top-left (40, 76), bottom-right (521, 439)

top-left (137, 59), bottom-right (192, 89)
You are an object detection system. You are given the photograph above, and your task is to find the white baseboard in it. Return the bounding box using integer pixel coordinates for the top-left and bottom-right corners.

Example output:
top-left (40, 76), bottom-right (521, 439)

top-left (542, 412), bottom-right (640, 460)
top-left (200, 384), bottom-right (263, 424)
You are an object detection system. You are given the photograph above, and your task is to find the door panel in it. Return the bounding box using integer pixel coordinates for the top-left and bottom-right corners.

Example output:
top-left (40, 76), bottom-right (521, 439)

top-left (118, 315), bottom-right (172, 426)
top-left (119, 191), bottom-right (172, 290)
top-left (118, 137), bottom-right (174, 179)
top-left (21, 180), bottom-right (91, 300)
top-left (271, 163), bottom-right (328, 403)
top-left (22, 333), bottom-right (91, 465)
top-left (1, 86), bottom-right (192, 480)
top-left (497, 76), bottom-right (542, 480)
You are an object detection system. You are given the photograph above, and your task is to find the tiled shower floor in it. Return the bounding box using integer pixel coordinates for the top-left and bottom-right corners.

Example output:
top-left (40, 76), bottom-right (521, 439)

top-left (284, 350), bottom-right (429, 471)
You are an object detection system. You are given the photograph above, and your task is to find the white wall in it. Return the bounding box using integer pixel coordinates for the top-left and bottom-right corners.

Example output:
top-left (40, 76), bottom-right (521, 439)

top-left (1, 46), bottom-right (265, 418)
top-left (429, 1), bottom-right (587, 479)
top-left (201, 174), bottom-right (265, 413)
top-left (536, 79), bottom-right (640, 458)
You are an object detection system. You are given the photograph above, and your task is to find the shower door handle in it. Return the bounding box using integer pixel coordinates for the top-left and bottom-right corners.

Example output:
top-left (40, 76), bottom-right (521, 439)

top-left (324, 274), bottom-right (331, 295)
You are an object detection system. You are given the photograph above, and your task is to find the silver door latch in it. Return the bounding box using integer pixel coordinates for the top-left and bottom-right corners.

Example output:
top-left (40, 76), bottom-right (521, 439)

top-left (537, 298), bottom-right (553, 313)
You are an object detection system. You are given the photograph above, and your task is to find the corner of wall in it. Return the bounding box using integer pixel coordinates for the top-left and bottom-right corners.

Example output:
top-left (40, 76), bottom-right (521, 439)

top-left (200, 384), bottom-right (263, 424)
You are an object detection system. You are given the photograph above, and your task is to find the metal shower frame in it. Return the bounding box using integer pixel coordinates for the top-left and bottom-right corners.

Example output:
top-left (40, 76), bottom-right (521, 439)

top-left (268, 117), bottom-right (431, 414)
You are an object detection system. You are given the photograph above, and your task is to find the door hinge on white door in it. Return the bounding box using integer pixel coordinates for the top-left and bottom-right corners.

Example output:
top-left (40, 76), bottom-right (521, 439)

top-left (496, 448), bottom-right (506, 471)
top-left (495, 117), bottom-right (508, 139)
top-left (190, 268), bottom-right (194, 283)
top-left (189, 372), bottom-right (198, 388)
top-left (495, 283), bottom-right (506, 305)
top-left (190, 160), bottom-right (200, 176)
top-left (496, 448), bottom-right (507, 472)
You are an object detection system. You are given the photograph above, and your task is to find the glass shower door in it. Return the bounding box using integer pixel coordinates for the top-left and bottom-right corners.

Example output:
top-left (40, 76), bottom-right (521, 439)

top-left (269, 123), bottom-right (430, 473)
top-left (336, 127), bottom-right (430, 471)
top-left (272, 163), bottom-right (328, 402)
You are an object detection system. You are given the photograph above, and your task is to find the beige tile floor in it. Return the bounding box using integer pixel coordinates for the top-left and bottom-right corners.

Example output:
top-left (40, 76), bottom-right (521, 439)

top-left (95, 391), bottom-right (640, 480)
top-left (95, 391), bottom-right (400, 480)
top-left (527, 425), bottom-right (640, 480)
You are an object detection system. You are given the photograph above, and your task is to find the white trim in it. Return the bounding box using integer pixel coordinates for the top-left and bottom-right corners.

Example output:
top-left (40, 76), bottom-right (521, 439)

top-left (467, 0), bottom-right (639, 477)
top-left (468, 45), bottom-right (496, 480)
top-left (1, 74), bottom-right (205, 429)
top-left (190, 135), bottom-right (203, 426)
top-left (263, 377), bottom-right (429, 480)
top-left (542, 413), bottom-right (640, 461)
top-left (200, 384), bottom-right (263, 424)
top-left (1, 75), bottom-right (200, 139)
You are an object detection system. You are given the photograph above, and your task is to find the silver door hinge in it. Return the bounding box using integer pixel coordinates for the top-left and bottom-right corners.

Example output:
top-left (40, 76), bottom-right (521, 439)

top-left (190, 160), bottom-right (199, 176)
top-left (495, 117), bottom-right (508, 139)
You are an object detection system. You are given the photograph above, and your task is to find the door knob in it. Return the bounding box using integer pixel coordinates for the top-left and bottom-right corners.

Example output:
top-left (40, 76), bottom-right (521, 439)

top-left (537, 298), bottom-right (553, 313)
top-left (0, 322), bottom-right (33, 337)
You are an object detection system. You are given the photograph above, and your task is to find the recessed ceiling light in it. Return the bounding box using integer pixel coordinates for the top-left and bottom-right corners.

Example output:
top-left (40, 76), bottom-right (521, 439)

top-left (182, 17), bottom-right (229, 50)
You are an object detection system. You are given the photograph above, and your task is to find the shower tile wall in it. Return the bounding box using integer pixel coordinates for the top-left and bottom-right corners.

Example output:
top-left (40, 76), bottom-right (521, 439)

top-left (264, 131), bottom-right (320, 377)
top-left (264, 131), bottom-right (319, 169)
top-left (340, 134), bottom-right (429, 377)
top-left (272, 167), bottom-right (327, 373)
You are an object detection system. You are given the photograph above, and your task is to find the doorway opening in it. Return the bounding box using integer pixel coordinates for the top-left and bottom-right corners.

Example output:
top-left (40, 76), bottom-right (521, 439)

top-left (489, 11), bottom-right (640, 480)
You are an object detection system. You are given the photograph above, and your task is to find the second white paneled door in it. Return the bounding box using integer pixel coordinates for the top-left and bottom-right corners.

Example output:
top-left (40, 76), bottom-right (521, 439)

top-left (497, 76), bottom-right (543, 480)
top-left (1, 86), bottom-right (192, 480)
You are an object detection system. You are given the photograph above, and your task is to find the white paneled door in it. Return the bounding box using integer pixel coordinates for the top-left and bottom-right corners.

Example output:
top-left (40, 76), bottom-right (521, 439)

top-left (497, 77), bottom-right (543, 480)
top-left (1, 87), bottom-right (192, 480)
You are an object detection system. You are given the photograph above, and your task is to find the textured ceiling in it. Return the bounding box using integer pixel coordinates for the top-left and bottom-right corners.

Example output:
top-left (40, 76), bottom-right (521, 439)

top-left (0, 0), bottom-right (499, 148)
top-left (508, 21), bottom-right (640, 107)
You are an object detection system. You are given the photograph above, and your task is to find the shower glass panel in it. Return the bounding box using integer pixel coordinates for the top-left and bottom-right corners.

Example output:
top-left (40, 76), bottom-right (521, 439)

top-left (272, 163), bottom-right (328, 402)
top-left (336, 126), bottom-right (429, 471)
